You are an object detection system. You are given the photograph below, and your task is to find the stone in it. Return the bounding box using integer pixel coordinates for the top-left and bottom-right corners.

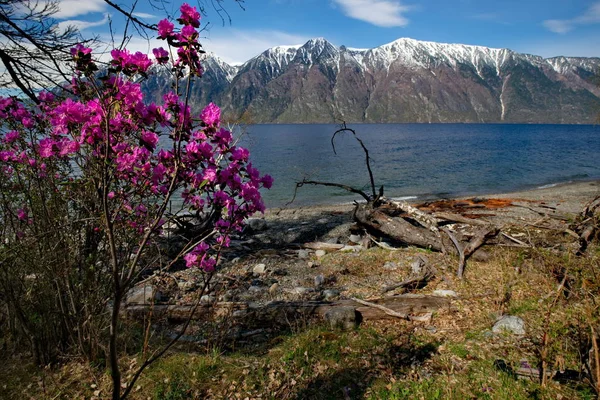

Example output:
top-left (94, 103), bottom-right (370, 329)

top-left (349, 234), bottom-right (362, 244)
top-left (268, 283), bottom-right (279, 294)
top-left (492, 315), bottom-right (526, 335)
top-left (247, 285), bottom-right (265, 294)
top-left (324, 307), bottom-right (360, 330)
top-left (315, 250), bottom-right (326, 258)
top-left (411, 255), bottom-right (428, 275)
top-left (290, 287), bottom-right (312, 296)
top-left (272, 269), bottom-right (288, 276)
top-left (314, 274), bottom-right (325, 288)
top-left (307, 261), bottom-right (316, 268)
top-left (432, 290), bottom-right (458, 298)
top-left (245, 218), bottom-right (268, 232)
top-left (177, 281), bottom-right (195, 291)
top-left (383, 261), bottom-right (398, 271)
top-left (200, 295), bottom-right (215, 304)
top-left (317, 218), bottom-right (329, 224)
top-left (297, 249), bottom-right (310, 259)
top-left (126, 284), bottom-right (160, 305)
top-left (253, 263), bottom-right (267, 274)
top-left (323, 289), bottom-right (340, 301)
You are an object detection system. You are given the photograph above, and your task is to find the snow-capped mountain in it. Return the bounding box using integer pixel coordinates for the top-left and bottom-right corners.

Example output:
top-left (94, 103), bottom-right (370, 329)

top-left (143, 37), bottom-right (600, 124)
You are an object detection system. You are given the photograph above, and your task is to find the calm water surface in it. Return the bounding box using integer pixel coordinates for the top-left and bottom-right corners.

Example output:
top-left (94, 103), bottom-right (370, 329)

top-left (236, 124), bottom-right (600, 208)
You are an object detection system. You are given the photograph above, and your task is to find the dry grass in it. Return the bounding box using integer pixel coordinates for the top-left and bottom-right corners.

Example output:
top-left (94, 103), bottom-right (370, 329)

top-left (2, 240), bottom-right (599, 399)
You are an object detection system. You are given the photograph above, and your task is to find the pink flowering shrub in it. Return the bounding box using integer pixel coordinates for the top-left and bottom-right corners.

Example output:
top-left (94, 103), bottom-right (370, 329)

top-left (0, 2), bottom-right (271, 390)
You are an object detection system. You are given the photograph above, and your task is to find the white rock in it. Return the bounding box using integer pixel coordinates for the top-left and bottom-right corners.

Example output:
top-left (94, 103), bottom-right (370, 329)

top-left (298, 249), bottom-right (310, 259)
top-left (253, 263), bottom-right (267, 274)
top-left (200, 295), bottom-right (215, 304)
top-left (291, 287), bottom-right (312, 296)
top-left (349, 234), bottom-right (362, 243)
top-left (432, 290), bottom-right (458, 298)
top-left (492, 315), bottom-right (526, 335)
top-left (315, 250), bottom-right (326, 258)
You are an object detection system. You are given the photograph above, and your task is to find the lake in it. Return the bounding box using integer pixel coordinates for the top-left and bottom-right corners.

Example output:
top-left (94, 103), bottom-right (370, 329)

top-left (235, 123), bottom-right (600, 208)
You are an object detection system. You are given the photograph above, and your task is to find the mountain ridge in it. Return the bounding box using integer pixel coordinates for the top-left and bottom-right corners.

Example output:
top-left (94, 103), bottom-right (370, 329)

top-left (141, 37), bottom-right (600, 124)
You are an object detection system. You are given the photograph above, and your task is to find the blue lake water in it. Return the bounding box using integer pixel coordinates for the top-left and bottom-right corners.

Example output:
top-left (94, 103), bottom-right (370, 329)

top-left (235, 123), bottom-right (600, 208)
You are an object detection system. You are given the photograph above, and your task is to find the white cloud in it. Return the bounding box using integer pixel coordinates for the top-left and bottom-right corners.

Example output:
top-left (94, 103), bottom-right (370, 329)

top-left (132, 12), bottom-right (157, 19)
top-left (201, 29), bottom-right (312, 65)
top-left (543, 1), bottom-right (600, 34)
top-left (57, 13), bottom-right (110, 32)
top-left (95, 29), bottom-right (311, 66)
top-left (543, 19), bottom-right (572, 34)
top-left (54, 0), bottom-right (107, 18)
top-left (332, 0), bottom-right (410, 27)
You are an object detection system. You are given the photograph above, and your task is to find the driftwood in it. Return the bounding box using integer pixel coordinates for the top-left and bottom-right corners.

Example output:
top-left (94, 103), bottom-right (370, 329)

top-left (574, 195), bottom-right (600, 255)
top-left (354, 203), bottom-right (443, 251)
top-left (124, 295), bottom-right (451, 328)
top-left (290, 122), bottom-right (502, 278)
top-left (303, 242), bottom-right (345, 251)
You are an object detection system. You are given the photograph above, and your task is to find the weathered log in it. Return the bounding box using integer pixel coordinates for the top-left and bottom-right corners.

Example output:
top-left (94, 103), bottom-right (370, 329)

top-left (354, 203), bottom-right (443, 251)
top-left (389, 200), bottom-right (440, 232)
top-left (123, 295), bottom-right (451, 328)
top-left (303, 242), bottom-right (345, 251)
top-left (575, 195), bottom-right (600, 256)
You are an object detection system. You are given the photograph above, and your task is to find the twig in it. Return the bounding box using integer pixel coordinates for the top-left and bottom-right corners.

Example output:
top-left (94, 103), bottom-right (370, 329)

top-left (540, 275), bottom-right (567, 388)
top-left (501, 232), bottom-right (531, 248)
top-left (350, 297), bottom-right (408, 319)
top-left (288, 179), bottom-right (370, 205)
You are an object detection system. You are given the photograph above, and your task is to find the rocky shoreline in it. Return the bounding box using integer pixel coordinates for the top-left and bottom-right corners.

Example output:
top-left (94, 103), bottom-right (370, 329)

top-left (124, 180), bottom-right (600, 341)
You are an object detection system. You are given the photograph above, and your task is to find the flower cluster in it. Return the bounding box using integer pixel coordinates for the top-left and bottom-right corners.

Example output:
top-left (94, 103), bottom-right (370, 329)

top-left (0, 3), bottom-right (272, 273)
top-left (155, 2), bottom-right (204, 76)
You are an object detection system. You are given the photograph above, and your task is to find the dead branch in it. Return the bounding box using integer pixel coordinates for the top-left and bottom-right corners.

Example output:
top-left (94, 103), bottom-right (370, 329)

top-left (289, 178), bottom-right (371, 204)
top-left (331, 121), bottom-right (377, 199)
top-left (350, 297), bottom-right (408, 319)
top-left (381, 270), bottom-right (434, 294)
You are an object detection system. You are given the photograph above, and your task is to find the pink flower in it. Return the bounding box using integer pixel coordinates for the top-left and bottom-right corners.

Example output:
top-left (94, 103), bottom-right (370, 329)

top-left (38, 138), bottom-right (56, 158)
top-left (231, 147), bottom-right (249, 162)
top-left (261, 175), bottom-right (274, 189)
top-left (140, 130), bottom-right (159, 149)
top-left (4, 130), bottom-right (19, 143)
top-left (184, 252), bottom-right (198, 268)
top-left (157, 19), bottom-right (175, 39)
top-left (16, 208), bottom-right (28, 221)
top-left (0, 151), bottom-right (14, 162)
top-left (200, 103), bottom-right (220, 127)
top-left (202, 167), bottom-right (217, 182)
top-left (70, 44), bottom-right (92, 57)
top-left (179, 25), bottom-right (197, 42)
top-left (178, 3), bottom-right (201, 27)
top-left (152, 47), bottom-right (169, 64)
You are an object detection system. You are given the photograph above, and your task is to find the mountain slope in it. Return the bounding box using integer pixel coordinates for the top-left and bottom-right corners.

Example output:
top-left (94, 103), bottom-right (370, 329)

top-left (143, 38), bottom-right (600, 124)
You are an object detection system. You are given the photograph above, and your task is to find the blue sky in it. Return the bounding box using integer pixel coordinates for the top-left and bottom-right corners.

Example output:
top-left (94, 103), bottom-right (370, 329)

top-left (54, 0), bottom-right (600, 65)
